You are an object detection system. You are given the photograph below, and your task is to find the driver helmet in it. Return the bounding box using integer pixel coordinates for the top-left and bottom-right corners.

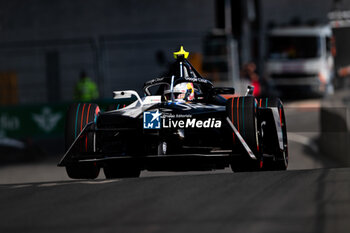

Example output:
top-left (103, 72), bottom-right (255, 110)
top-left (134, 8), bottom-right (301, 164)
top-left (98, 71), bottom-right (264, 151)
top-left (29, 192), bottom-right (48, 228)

top-left (173, 82), bottom-right (195, 101)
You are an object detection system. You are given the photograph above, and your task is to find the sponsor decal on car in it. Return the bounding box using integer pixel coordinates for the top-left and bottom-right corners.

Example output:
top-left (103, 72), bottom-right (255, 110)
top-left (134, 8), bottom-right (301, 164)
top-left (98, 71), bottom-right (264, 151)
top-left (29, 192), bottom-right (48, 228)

top-left (163, 117), bottom-right (221, 128)
top-left (143, 110), bottom-right (222, 129)
top-left (184, 76), bottom-right (211, 84)
top-left (143, 110), bottom-right (162, 129)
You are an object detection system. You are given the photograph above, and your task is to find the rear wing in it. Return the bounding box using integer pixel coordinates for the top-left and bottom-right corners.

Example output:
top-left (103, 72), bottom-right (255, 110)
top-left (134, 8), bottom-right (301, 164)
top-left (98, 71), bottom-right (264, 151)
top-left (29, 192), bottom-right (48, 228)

top-left (113, 90), bottom-right (162, 108)
top-left (113, 90), bottom-right (142, 102)
top-left (113, 90), bottom-right (144, 108)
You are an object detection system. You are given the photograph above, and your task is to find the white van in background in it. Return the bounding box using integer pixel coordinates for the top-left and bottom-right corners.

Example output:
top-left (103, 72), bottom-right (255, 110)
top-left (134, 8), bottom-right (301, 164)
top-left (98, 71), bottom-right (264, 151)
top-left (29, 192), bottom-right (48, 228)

top-left (265, 25), bottom-right (334, 97)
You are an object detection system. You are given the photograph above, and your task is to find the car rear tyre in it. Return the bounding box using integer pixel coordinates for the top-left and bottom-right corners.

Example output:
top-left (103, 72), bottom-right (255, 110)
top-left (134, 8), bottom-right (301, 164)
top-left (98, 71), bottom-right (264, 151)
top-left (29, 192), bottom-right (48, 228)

top-left (226, 97), bottom-right (262, 172)
top-left (65, 103), bottom-right (101, 179)
top-left (258, 97), bottom-right (288, 171)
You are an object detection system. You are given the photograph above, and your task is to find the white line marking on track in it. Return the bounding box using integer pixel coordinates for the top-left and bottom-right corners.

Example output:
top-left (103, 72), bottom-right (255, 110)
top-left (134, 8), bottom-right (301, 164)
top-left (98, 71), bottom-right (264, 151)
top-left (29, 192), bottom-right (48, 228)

top-left (288, 133), bottom-right (318, 153)
top-left (38, 183), bottom-right (61, 187)
top-left (10, 184), bottom-right (33, 189)
top-left (35, 179), bottom-right (119, 187)
top-left (77, 179), bottom-right (120, 184)
top-left (284, 99), bottom-right (321, 108)
top-left (8, 179), bottom-right (120, 189)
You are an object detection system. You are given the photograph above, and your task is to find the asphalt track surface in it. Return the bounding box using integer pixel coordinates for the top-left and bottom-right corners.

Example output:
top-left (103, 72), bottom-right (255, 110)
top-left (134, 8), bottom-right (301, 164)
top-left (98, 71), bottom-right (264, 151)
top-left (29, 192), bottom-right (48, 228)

top-left (1, 168), bottom-right (350, 233)
top-left (1, 99), bottom-right (349, 233)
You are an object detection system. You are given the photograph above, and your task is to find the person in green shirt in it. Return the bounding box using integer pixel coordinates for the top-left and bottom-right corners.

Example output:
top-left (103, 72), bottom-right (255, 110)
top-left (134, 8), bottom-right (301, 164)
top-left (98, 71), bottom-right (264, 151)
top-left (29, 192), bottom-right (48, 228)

top-left (74, 71), bottom-right (99, 101)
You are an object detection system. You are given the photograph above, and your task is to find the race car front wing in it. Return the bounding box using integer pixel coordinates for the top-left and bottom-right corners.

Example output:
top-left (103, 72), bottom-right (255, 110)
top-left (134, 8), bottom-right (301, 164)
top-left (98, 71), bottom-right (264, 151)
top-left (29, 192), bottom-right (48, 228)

top-left (57, 118), bottom-right (258, 168)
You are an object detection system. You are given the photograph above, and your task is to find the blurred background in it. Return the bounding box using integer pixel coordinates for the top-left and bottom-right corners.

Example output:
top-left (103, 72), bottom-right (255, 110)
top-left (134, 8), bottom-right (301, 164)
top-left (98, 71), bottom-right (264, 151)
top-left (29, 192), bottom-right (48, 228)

top-left (1, 0), bottom-right (350, 182)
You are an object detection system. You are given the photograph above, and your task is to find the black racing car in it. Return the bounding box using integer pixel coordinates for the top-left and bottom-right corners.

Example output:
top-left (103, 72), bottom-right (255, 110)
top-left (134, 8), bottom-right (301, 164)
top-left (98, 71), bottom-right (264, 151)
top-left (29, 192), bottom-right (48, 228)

top-left (58, 47), bottom-right (288, 179)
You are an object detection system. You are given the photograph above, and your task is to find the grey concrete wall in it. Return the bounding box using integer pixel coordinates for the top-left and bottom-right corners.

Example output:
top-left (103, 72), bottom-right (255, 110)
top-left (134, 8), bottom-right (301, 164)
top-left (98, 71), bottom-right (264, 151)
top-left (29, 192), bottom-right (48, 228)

top-left (0, 0), bottom-right (215, 41)
top-left (0, 0), bottom-right (215, 103)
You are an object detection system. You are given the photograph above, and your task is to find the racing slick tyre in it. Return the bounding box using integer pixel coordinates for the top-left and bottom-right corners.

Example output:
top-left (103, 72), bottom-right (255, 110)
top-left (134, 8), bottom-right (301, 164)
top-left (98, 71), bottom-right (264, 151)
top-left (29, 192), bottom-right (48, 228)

top-left (65, 103), bottom-right (101, 179)
top-left (103, 164), bottom-right (141, 179)
top-left (226, 97), bottom-right (262, 172)
top-left (258, 98), bottom-right (288, 171)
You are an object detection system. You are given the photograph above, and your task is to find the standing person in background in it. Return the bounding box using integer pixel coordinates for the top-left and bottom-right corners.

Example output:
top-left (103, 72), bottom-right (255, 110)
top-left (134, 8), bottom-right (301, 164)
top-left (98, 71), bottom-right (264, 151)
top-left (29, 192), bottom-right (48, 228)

top-left (241, 62), bottom-right (261, 97)
top-left (74, 71), bottom-right (99, 101)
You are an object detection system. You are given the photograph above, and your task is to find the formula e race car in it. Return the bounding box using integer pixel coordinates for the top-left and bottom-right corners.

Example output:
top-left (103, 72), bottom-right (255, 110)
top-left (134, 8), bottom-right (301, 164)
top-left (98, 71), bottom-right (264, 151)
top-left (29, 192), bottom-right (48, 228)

top-left (58, 46), bottom-right (288, 179)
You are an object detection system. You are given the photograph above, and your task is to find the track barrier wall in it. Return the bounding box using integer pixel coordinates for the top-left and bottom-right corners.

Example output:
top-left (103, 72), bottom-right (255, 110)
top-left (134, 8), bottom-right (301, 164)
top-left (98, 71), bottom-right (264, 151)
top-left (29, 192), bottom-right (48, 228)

top-left (0, 98), bottom-right (134, 140)
top-left (319, 90), bottom-right (350, 166)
